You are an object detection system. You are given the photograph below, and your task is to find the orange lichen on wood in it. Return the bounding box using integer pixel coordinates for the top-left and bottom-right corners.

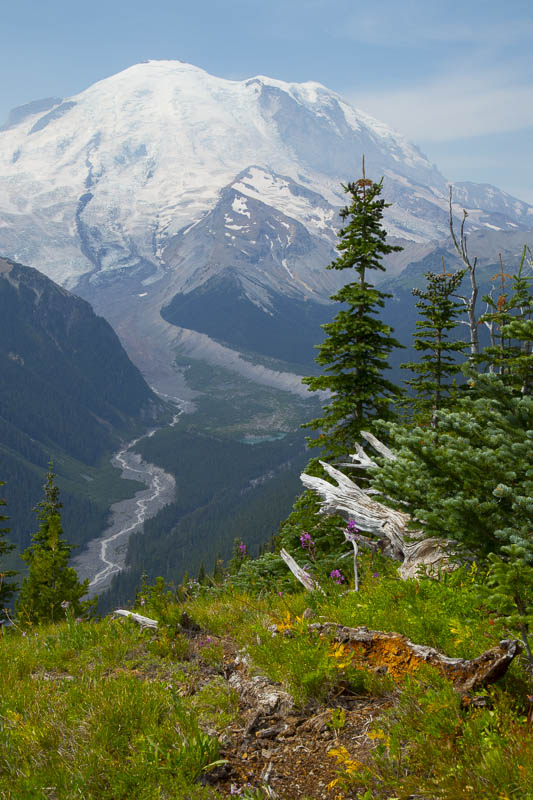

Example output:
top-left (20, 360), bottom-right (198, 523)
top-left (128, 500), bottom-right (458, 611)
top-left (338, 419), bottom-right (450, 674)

top-left (312, 623), bottom-right (522, 693)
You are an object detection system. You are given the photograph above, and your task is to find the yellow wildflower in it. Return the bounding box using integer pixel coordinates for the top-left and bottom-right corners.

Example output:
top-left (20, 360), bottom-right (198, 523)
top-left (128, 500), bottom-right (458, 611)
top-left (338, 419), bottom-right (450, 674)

top-left (276, 611), bottom-right (293, 632)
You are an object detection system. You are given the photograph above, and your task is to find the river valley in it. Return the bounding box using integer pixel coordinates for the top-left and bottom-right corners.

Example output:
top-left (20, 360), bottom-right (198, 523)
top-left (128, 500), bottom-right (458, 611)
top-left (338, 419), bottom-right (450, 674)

top-left (73, 402), bottom-right (184, 597)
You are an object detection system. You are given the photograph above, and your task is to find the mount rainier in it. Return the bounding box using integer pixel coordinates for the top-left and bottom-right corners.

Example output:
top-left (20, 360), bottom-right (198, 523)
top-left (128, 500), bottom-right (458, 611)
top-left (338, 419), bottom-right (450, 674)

top-left (1, 60), bottom-right (532, 392)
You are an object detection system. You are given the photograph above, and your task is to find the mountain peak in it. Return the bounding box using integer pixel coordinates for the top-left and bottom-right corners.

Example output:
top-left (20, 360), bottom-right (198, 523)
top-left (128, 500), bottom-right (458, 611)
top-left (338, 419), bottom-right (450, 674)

top-left (0, 60), bottom-right (531, 291)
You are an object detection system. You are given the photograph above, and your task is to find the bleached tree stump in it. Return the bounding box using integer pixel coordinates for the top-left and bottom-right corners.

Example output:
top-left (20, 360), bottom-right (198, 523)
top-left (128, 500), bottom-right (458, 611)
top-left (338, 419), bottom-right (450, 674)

top-left (299, 433), bottom-right (455, 580)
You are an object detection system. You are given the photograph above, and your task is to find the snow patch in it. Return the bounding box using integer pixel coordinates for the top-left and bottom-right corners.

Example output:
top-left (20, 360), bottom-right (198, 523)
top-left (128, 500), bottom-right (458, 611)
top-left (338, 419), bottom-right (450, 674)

top-left (232, 195), bottom-right (251, 217)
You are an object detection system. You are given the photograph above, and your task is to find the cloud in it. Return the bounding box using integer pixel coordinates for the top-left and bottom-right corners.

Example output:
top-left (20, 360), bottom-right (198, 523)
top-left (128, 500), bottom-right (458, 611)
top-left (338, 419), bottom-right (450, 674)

top-left (348, 62), bottom-right (533, 142)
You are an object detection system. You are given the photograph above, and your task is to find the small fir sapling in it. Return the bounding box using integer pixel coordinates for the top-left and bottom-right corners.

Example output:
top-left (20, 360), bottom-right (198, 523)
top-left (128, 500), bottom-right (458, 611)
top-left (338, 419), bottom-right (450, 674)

top-left (212, 552), bottom-right (224, 584)
top-left (228, 537), bottom-right (249, 575)
top-left (479, 247), bottom-right (533, 391)
top-left (402, 261), bottom-right (467, 426)
top-left (196, 562), bottom-right (207, 585)
top-left (15, 464), bottom-right (94, 625)
top-left (475, 544), bottom-right (533, 674)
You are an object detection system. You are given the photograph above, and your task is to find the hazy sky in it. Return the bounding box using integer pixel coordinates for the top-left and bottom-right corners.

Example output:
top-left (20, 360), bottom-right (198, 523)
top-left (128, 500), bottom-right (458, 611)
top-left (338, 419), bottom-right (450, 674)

top-left (2, 0), bottom-right (532, 201)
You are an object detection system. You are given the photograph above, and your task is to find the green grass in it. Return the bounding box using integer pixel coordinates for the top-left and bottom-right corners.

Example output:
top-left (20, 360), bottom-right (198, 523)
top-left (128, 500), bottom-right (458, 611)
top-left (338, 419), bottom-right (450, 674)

top-left (1, 559), bottom-right (532, 799)
top-left (0, 616), bottom-right (222, 800)
top-left (177, 559), bottom-right (533, 798)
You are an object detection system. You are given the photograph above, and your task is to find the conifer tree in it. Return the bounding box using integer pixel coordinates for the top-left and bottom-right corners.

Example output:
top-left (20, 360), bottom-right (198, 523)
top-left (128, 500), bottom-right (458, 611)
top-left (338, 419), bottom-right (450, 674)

top-left (372, 371), bottom-right (533, 561)
top-left (402, 265), bottom-right (467, 425)
top-left (196, 562), bottom-right (207, 585)
top-left (0, 483), bottom-right (17, 619)
top-left (212, 553), bottom-right (224, 584)
top-left (303, 172), bottom-right (403, 457)
top-left (479, 249), bottom-right (533, 392)
top-left (15, 465), bottom-right (93, 625)
top-left (228, 537), bottom-right (248, 574)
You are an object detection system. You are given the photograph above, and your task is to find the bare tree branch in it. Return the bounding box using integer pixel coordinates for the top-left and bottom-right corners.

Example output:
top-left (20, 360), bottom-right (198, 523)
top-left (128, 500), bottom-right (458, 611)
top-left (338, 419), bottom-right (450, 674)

top-left (449, 185), bottom-right (480, 357)
top-left (280, 549), bottom-right (325, 594)
top-left (113, 609), bottom-right (158, 629)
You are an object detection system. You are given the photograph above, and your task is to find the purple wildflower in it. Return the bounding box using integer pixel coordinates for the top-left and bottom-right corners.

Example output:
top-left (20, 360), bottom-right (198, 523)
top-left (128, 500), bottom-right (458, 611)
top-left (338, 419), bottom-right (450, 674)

top-left (372, 572), bottom-right (380, 579)
top-left (300, 531), bottom-right (316, 561)
top-left (330, 569), bottom-right (345, 585)
top-left (345, 519), bottom-right (361, 543)
top-left (239, 543), bottom-right (247, 555)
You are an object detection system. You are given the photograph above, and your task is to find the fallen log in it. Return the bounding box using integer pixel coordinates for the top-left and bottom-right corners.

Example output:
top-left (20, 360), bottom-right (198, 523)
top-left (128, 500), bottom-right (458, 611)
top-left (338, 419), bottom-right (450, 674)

top-left (113, 609), bottom-right (158, 629)
top-left (311, 622), bottom-right (522, 693)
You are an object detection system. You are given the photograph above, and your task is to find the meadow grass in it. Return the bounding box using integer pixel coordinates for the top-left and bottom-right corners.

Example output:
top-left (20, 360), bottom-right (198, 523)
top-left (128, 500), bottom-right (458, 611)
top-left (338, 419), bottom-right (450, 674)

top-left (0, 615), bottom-right (222, 799)
top-left (1, 560), bottom-right (532, 799)
top-left (179, 558), bottom-right (533, 799)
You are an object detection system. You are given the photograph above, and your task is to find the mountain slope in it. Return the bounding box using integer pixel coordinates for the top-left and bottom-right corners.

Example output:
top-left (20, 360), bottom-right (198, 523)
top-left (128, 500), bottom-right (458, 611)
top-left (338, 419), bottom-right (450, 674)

top-left (0, 257), bottom-right (166, 553)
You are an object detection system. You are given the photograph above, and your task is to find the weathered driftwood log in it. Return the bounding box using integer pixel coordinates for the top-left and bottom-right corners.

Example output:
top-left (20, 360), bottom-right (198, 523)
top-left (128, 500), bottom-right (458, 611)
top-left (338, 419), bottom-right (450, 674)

top-left (113, 609), bottom-right (158, 629)
top-left (311, 622), bottom-right (522, 693)
top-left (300, 432), bottom-right (454, 580)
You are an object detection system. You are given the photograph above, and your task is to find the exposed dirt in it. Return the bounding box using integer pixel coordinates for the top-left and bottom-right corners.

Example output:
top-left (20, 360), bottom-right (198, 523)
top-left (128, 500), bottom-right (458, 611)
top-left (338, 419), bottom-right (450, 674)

top-left (183, 631), bottom-right (391, 799)
top-left (115, 612), bottom-right (519, 798)
top-left (215, 694), bottom-right (389, 799)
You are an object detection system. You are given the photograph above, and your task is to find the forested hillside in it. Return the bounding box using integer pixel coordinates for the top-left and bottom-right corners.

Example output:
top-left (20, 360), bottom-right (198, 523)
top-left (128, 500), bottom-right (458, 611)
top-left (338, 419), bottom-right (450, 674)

top-left (0, 257), bottom-right (166, 553)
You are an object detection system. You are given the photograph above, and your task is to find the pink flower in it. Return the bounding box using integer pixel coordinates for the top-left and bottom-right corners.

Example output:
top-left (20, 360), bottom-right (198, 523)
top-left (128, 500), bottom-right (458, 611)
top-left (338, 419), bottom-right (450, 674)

top-left (330, 569), bottom-right (345, 585)
top-left (300, 531), bottom-right (316, 560)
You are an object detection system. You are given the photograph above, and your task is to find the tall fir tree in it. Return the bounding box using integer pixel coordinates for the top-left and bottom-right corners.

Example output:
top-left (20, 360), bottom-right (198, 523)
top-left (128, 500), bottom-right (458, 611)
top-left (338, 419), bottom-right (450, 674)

top-left (303, 172), bottom-right (403, 457)
top-left (0, 483), bottom-right (18, 619)
top-left (15, 465), bottom-right (94, 625)
top-left (402, 265), bottom-right (467, 425)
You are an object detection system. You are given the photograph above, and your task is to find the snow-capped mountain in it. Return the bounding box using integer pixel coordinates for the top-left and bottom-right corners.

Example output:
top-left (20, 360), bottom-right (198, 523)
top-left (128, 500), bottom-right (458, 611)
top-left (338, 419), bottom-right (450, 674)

top-left (1, 61), bottom-right (532, 392)
top-left (1, 60), bottom-right (531, 291)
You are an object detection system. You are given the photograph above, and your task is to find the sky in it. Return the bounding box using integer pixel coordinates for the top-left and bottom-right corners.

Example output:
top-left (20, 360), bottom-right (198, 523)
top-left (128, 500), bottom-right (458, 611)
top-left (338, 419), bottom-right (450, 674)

top-left (2, 0), bottom-right (532, 202)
